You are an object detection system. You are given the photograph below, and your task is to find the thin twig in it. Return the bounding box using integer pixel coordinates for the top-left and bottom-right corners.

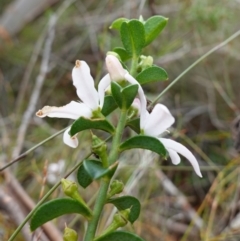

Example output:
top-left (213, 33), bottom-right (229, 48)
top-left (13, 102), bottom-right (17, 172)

top-left (151, 29), bottom-right (240, 106)
top-left (7, 152), bottom-right (91, 241)
top-left (3, 170), bottom-right (62, 241)
top-left (0, 127), bottom-right (67, 172)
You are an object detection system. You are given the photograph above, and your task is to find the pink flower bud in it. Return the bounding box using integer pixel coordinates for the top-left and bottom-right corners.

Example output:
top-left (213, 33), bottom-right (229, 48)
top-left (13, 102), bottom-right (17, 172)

top-left (105, 55), bottom-right (127, 82)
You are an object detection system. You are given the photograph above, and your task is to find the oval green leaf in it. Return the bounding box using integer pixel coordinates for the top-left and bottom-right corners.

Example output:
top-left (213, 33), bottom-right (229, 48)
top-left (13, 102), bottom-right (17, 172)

top-left (83, 159), bottom-right (118, 180)
top-left (77, 160), bottom-right (118, 188)
top-left (101, 95), bottom-right (118, 116)
top-left (95, 231), bottom-right (145, 241)
top-left (136, 66), bottom-right (168, 85)
top-left (107, 196), bottom-right (141, 223)
top-left (110, 18), bottom-right (128, 30)
top-left (126, 118), bottom-right (140, 133)
top-left (120, 20), bottom-right (145, 57)
top-left (122, 84), bottom-right (138, 109)
top-left (113, 47), bottom-right (132, 61)
top-left (144, 15), bottom-right (168, 46)
top-left (77, 163), bottom-right (95, 188)
top-left (30, 198), bottom-right (92, 231)
top-left (119, 135), bottom-right (167, 157)
top-left (111, 82), bottom-right (122, 108)
top-left (70, 117), bottom-right (115, 136)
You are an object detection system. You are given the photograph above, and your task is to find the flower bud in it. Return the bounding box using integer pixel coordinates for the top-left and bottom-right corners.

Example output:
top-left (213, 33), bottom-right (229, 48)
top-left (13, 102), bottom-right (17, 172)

top-left (105, 54), bottom-right (127, 82)
top-left (113, 208), bottom-right (130, 227)
top-left (61, 178), bottom-right (86, 204)
top-left (61, 179), bottom-right (93, 218)
top-left (107, 180), bottom-right (124, 199)
top-left (138, 55), bottom-right (153, 71)
top-left (63, 227), bottom-right (78, 241)
top-left (91, 134), bottom-right (108, 165)
top-left (92, 134), bottom-right (107, 156)
top-left (94, 209), bottom-right (130, 241)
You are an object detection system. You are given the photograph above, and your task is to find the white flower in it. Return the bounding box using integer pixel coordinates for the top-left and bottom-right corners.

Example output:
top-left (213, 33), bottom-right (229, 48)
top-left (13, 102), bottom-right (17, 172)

top-left (36, 60), bottom-right (102, 148)
top-left (98, 55), bottom-right (147, 114)
top-left (140, 104), bottom-right (202, 177)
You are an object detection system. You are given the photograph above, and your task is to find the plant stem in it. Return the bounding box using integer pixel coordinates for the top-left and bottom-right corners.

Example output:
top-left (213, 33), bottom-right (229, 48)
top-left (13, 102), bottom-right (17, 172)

top-left (84, 110), bottom-right (128, 241)
top-left (130, 55), bottom-right (138, 77)
top-left (109, 109), bottom-right (128, 165)
top-left (83, 178), bottom-right (110, 241)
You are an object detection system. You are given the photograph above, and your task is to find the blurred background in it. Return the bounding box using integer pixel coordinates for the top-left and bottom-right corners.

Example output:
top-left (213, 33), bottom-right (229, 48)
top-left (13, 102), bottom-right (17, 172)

top-left (0, 0), bottom-right (240, 240)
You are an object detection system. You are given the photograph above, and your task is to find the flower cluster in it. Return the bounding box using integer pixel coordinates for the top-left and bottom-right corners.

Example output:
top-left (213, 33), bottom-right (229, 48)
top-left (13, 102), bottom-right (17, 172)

top-left (36, 55), bottom-right (202, 177)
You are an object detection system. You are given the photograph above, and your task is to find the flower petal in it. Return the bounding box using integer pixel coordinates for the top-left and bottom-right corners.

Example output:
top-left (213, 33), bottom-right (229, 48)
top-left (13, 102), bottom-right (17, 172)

top-left (72, 60), bottom-right (99, 110)
top-left (36, 101), bottom-right (92, 120)
top-left (143, 104), bottom-right (175, 136)
top-left (105, 55), bottom-right (127, 81)
top-left (98, 74), bottom-right (111, 108)
top-left (63, 127), bottom-right (78, 148)
top-left (167, 149), bottom-right (181, 165)
top-left (160, 138), bottom-right (202, 177)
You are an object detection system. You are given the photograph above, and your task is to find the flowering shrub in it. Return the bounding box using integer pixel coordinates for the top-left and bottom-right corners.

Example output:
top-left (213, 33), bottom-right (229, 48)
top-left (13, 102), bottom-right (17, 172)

top-left (32, 16), bottom-right (202, 241)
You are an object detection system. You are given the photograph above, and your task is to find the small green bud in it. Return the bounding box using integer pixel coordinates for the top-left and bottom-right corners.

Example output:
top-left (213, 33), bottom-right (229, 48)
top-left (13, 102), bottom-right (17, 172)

top-left (118, 208), bottom-right (131, 223)
top-left (91, 134), bottom-right (108, 164)
top-left (61, 178), bottom-right (93, 219)
top-left (138, 55), bottom-right (154, 71)
top-left (113, 209), bottom-right (129, 227)
top-left (92, 133), bottom-right (102, 146)
top-left (94, 209), bottom-right (130, 241)
top-left (107, 180), bottom-right (124, 199)
top-left (63, 227), bottom-right (78, 241)
top-left (61, 178), bottom-right (85, 204)
top-left (61, 178), bottom-right (78, 197)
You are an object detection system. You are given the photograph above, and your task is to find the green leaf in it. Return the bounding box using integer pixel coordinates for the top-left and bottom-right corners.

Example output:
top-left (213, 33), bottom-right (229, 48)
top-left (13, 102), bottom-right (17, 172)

top-left (111, 82), bottom-right (122, 108)
top-left (122, 84), bottom-right (138, 109)
top-left (95, 231), bottom-right (145, 241)
top-left (83, 159), bottom-right (118, 180)
top-left (113, 47), bottom-right (132, 61)
top-left (144, 16), bottom-right (168, 46)
top-left (111, 82), bottom-right (138, 110)
top-left (126, 118), bottom-right (140, 133)
top-left (70, 117), bottom-right (115, 136)
top-left (120, 20), bottom-right (145, 57)
top-left (136, 66), bottom-right (168, 85)
top-left (107, 196), bottom-right (141, 223)
top-left (110, 18), bottom-right (128, 30)
top-left (30, 198), bottom-right (92, 231)
top-left (101, 95), bottom-right (118, 116)
top-left (119, 135), bottom-right (167, 157)
top-left (77, 163), bottom-right (95, 188)
top-left (77, 160), bottom-right (118, 188)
